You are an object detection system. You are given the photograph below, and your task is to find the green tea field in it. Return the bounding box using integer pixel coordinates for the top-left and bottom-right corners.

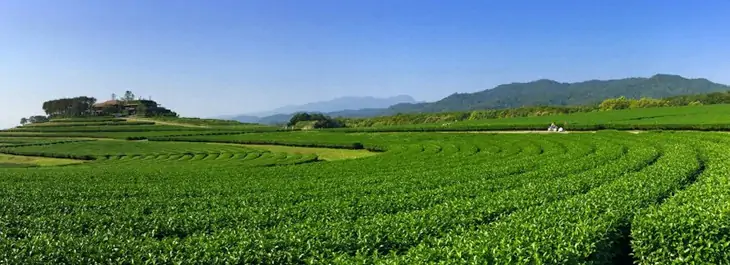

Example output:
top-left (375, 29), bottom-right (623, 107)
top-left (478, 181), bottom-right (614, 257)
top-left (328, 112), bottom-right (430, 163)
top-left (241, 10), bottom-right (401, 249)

top-left (2, 114), bottom-right (730, 264)
top-left (339, 104), bottom-right (730, 132)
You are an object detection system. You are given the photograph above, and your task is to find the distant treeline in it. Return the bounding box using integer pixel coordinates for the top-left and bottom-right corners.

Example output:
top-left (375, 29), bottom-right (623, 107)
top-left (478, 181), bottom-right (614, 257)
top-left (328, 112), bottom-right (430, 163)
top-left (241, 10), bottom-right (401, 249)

top-left (340, 90), bottom-right (730, 127)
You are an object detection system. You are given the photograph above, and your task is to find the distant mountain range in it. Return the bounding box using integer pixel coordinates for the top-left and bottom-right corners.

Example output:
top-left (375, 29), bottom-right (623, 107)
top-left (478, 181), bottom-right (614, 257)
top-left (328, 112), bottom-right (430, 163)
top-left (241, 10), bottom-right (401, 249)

top-left (386, 74), bottom-right (730, 114)
top-left (221, 95), bottom-right (418, 124)
top-left (221, 74), bottom-right (730, 125)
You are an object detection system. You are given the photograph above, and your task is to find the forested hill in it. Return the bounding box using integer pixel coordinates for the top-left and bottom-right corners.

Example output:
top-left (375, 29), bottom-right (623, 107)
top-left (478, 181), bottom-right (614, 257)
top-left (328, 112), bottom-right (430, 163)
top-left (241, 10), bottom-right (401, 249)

top-left (386, 74), bottom-right (730, 114)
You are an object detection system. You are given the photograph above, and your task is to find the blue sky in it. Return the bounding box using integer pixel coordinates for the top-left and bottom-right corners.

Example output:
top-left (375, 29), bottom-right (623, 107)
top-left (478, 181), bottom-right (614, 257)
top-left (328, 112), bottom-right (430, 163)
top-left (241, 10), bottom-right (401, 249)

top-left (1, 0), bottom-right (729, 128)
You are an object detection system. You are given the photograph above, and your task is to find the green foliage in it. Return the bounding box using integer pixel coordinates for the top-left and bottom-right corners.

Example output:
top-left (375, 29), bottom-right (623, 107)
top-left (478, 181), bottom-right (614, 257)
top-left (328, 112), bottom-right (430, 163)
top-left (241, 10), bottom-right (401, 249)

top-left (41, 96), bottom-right (97, 117)
top-left (631, 134), bottom-right (730, 264)
top-left (2, 131), bottom-right (729, 263)
top-left (664, 90), bottom-right (730, 105)
top-left (599, 96), bottom-right (632, 110)
top-left (629, 97), bottom-right (669, 108)
top-left (24, 115), bottom-right (50, 124)
top-left (288, 112), bottom-right (343, 128)
top-left (599, 96), bottom-right (669, 110)
top-left (5, 125), bottom-right (204, 133)
top-left (149, 132), bottom-right (369, 150)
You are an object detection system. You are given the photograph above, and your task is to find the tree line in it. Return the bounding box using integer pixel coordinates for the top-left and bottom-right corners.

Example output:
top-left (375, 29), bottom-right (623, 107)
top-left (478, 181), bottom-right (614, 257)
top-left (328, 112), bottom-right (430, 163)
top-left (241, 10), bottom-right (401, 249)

top-left (596, 91), bottom-right (729, 111)
top-left (341, 90), bottom-right (730, 127)
top-left (42, 96), bottom-right (98, 117)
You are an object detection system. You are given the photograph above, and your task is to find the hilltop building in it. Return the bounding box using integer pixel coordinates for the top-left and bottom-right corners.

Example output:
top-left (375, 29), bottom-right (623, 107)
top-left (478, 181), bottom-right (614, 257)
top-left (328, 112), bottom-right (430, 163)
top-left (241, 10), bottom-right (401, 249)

top-left (92, 99), bottom-right (176, 117)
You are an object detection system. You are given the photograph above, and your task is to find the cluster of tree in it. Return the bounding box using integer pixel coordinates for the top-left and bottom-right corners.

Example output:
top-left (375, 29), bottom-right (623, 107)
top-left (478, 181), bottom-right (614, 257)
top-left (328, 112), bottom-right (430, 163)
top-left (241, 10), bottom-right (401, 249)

top-left (41, 96), bottom-right (97, 117)
top-left (663, 91), bottom-right (730, 105)
top-left (597, 92), bottom-right (730, 111)
top-left (287, 112), bottom-right (343, 129)
top-left (598, 96), bottom-right (668, 110)
top-left (19, 115), bottom-right (50, 125)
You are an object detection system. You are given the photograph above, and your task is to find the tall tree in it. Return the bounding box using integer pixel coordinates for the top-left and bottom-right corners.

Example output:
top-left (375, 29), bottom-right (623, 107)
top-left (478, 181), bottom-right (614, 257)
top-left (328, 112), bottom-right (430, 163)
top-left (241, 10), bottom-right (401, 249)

top-left (123, 91), bottom-right (135, 102)
top-left (20, 117), bottom-right (28, 125)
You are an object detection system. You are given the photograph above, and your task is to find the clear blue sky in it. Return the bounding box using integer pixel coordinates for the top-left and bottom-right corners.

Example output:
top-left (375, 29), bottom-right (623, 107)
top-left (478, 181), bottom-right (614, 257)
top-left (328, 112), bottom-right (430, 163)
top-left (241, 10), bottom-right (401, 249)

top-left (1, 0), bottom-right (729, 128)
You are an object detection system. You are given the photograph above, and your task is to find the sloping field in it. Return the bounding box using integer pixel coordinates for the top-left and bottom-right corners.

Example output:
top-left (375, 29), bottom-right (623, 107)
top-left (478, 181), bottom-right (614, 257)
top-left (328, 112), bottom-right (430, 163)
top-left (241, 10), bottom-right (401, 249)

top-left (335, 104), bottom-right (730, 132)
top-left (1, 117), bottom-right (730, 263)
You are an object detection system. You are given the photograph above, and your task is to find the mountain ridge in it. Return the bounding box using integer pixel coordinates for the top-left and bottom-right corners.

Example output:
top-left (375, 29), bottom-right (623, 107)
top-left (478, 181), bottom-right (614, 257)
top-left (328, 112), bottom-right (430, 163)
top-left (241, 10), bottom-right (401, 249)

top-left (224, 74), bottom-right (730, 124)
top-left (386, 74), bottom-right (729, 114)
top-left (222, 95), bottom-right (418, 123)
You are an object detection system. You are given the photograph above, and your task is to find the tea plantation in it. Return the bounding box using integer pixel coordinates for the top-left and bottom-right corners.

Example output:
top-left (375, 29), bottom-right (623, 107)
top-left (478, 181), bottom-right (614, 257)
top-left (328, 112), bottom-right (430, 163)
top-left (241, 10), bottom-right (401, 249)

top-left (1, 116), bottom-right (729, 264)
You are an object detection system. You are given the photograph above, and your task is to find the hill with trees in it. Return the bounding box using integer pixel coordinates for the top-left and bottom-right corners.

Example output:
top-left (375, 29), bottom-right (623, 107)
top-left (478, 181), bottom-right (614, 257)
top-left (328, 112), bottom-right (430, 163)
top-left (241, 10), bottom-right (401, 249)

top-left (19, 91), bottom-right (178, 125)
top-left (237, 74), bottom-right (730, 125)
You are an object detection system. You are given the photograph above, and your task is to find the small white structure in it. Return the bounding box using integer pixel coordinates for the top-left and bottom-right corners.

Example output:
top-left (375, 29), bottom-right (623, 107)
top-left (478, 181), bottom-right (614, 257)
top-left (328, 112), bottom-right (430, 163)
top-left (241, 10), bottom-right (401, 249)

top-left (558, 127), bottom-right (564, 132)
top-left (548, 123), bottom-right (558, 132)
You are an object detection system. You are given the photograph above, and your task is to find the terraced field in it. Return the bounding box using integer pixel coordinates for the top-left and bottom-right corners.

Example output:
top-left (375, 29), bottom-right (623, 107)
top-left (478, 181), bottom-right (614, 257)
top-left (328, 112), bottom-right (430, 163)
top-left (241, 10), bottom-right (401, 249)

top-left (1, 119), bottom-right (730, 264)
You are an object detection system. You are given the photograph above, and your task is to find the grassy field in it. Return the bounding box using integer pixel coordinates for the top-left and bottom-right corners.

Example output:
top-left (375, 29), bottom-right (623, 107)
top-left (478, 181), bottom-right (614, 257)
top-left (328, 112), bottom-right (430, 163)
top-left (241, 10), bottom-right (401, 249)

top-left (2, 109), bottom-right (730, 263)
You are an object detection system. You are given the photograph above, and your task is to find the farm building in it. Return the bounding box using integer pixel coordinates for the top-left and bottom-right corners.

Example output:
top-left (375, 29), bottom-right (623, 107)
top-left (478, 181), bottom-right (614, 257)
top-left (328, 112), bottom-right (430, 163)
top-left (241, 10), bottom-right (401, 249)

top-left (92, 99), bottom-right (161, 116)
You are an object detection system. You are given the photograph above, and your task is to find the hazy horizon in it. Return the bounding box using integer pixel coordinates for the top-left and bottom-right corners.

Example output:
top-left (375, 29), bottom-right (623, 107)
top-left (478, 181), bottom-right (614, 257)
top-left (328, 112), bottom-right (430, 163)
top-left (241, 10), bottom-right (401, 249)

top-left (2, 0), bottom-right (730, 129)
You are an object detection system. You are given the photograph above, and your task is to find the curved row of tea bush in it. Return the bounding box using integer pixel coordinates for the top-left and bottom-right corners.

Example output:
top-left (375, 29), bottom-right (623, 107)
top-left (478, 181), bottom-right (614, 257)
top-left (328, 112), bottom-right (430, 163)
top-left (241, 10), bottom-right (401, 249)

top-left (20, 121), bottom-right (156, 128)
top-left (49, 117), bottom-right (125, 123)
top-left (329, 123), bottom-right (730, 133)
top-left (2, 132), bottom-right (730, 264)
top-left (5, 125), bottom-right (214, 133)
top-left (631, 134), bottom-right (730, 264)
top-left (379, 133), bottom-right (703, 264)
